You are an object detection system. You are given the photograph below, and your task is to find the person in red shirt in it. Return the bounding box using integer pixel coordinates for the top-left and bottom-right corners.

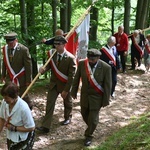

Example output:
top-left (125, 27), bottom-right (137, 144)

top-left (113, 25), bottom-right (129, 73)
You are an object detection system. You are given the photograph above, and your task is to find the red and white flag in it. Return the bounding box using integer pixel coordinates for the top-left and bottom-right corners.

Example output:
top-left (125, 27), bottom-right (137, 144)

top-left (65, 14), bottom-right (90, 60)
top-left (65, 32), bottom-right (78, 56)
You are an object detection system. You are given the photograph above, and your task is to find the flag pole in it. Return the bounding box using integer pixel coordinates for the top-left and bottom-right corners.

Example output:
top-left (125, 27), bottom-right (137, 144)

top-left (21, 50), bottom-right (56, 98)
top-left (142, 27), bottom-right (150, 32)
top-left (21, 3), bottom-right (94, 99)
top-left (65, 5), bottom-right (91, 40)
top-left (128, 27), bottom-right (150, 37)
top-left (65, 0), bottom-right (98, 39)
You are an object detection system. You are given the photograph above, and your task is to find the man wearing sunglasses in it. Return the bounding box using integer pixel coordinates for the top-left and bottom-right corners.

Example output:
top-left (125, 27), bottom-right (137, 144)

top-left (37, 35), bottom-right (76, 133)
top-left (1, 32), bottom-right (33, 110)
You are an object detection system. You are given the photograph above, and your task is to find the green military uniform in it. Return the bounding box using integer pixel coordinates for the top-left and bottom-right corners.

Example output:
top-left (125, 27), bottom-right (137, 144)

top-left (40, 36), bottom-right (76, 130)
top-left (2, 32), bottom-right (33, 109)
top-left (71, 49), bottom-right (112, 145)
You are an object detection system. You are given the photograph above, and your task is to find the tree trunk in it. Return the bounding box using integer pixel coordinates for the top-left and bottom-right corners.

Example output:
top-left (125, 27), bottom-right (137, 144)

top-left (142, 0), bottom-right (150, 29)
top-left (27, 2), bottom-right (38, 78)
top-left (19, 0), bottom-right (28, 41)
top-left (51, 0), bottom-right (58, 36)
top-left (135, 0), bottom-right (143, 29)
top-left (60, 0), bottom-right (68, 32)
top-left (67, 0), bottom-right (71, 31)
top-left (145, 1), bottom-right (150, 28)
top-left (89, 6), bottom-right (98, 41)
top-left (41, 2), bottom-right (47, 78)
top-left (111, 0), bottom-right (115, 35)
top-left (146, 4), bottom-right (150, 27)
top-left (135, 0), bottom-right (149, 29)
top-left (140, 0), bottom-right (149, 29)
top-left (124, 0), bottom-right (130, 34)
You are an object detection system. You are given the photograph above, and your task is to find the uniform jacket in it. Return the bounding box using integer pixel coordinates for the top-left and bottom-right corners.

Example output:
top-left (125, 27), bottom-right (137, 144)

top-left (71, 59), bottom-right (112, 110)
top-left (45, 49), bottom-right (76, 93)
top-left (2, 43), bottom-right (32, 87)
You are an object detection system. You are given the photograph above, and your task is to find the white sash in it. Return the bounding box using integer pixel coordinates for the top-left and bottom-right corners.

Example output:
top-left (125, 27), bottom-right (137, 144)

top-left (101, 46), bottom-right (116, 66)
top-left (3, 45), bottom-right (25, 86)
top-left (132, 36), bottom-right (143, 57)
top-left (145, 39), bottom-right (150, 53)
top-left (48, 50), bottom-right (68, 83)
top-left (84, 59), bottom-right (104, 95)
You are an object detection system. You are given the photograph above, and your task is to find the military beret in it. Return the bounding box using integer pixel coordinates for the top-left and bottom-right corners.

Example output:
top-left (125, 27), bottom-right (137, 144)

top-left (54, 35), bottom-right (67, 44)
top-left (87, 48), bottom-right (101, 57)
top-left (4, 32), bottom-right (17, 41)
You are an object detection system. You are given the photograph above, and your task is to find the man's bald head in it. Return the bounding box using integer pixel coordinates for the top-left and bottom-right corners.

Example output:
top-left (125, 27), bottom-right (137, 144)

top-left (55, 29), bottom-right (64, 36)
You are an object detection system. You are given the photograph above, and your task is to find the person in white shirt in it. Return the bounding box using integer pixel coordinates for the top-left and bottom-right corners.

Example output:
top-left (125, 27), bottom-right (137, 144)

top-left (0, 82), bottom-right (35, 150)
top-left (100, 36), bottom-right (120, 98)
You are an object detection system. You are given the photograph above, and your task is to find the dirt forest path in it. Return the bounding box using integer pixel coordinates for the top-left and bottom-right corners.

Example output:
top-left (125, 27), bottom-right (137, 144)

top-left (0, 67), bottom-right (150, 150)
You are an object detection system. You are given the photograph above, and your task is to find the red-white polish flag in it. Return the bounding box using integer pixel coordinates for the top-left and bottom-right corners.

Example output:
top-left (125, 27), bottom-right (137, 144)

top-left (65, 14), bottom-right (90, 60)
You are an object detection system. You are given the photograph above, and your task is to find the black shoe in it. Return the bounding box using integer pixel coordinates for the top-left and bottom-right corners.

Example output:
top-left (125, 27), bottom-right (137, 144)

top-left (84, 138), bottom-right (92, 146)
top-left (61, 119), bottom-right (71, 125)
top-left (36, 126), bottom-right (49, 133)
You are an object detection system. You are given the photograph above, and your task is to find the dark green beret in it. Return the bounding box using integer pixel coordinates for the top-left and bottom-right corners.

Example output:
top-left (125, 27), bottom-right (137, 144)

top-left (87, 48), bottom-right (101, 57)
top-left (54, 35), bottom-right (67, 44)
top-left (4, 32), bottom-right (18, 41)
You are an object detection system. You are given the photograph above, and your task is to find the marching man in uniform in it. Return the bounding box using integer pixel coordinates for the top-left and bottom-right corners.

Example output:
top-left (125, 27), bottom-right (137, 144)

top-left (71, 49), bottom-right (112, 146)
top-left (1, 32), bottom-right (33, 109)
top-left (36, 35), bottom-right (76, 133)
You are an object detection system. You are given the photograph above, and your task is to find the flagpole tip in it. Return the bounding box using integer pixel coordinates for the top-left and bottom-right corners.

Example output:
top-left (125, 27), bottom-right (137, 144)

top-left (92, 0), bottom-right (98, 5)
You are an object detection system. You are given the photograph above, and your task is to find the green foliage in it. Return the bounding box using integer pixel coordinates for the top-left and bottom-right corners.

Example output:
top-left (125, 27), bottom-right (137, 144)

top-left (72, 0), bottom-right (90, 8)
top-left (0, 0), bottom-right (138, 65)
top-left (89, 113), bottom-right (150, 150)
top-left (93, 0), bottom-right (123, 9)
top-left (89, 40), bottom-right (101, 49)
top-left (0, 0), bottom-right (20, 31)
